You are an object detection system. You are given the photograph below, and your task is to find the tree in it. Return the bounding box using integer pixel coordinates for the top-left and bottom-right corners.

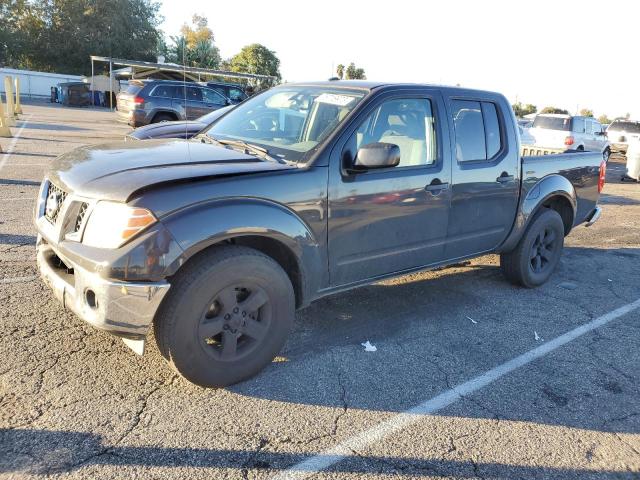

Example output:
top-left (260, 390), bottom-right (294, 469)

top-left (169, 15), bottom-right (220, 68)
top-left (512, 102), bottom-right (537, 118)
top-left (345, 62), bottom-right (366, 80)
top-left (540, 106), bottom-right (569, 115)
top-left (1, 0), bottom-right (163, 75)
top-left (336, 64), bottom-right (345, 80)
top-left (228, 44), bottom-right (281, 89)
top-left (597, 114), bottom-right (611, 125)
top-left (579, 108), bottom-right (594, 118)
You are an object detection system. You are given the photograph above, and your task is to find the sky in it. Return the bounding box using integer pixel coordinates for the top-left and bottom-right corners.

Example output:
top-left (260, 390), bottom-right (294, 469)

top-left (160, 0), bottom-right (640, 119)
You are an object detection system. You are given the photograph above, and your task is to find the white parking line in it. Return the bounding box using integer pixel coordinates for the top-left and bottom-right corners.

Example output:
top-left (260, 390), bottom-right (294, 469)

top-left (0, 275), bottom-right (37, 284)
top-left (3, 197), bottom-right (35, 201)
top-left (0, 115), bottom-right (32, 173)
top-left (275, 297), bottom-right (640, 479)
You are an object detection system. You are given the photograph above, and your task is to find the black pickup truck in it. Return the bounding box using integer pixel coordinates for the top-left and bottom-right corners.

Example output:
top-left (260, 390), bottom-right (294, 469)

top-left (35, 81), bottom-right (606, 387)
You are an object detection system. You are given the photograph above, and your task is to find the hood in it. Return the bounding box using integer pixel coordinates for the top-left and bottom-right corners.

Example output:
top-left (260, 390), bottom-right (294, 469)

top-left (49, 139), bottom-right (295, 202)
top-left (128, 121), bottom-right (207, 140)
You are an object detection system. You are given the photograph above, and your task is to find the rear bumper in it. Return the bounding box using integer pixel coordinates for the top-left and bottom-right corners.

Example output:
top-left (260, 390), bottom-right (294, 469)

top-left (116, 109), bottom-right (147, 127)
top-left (585, 206), bottom-right (602, 227)
top-left (37, 239), bottom-right (170, 341)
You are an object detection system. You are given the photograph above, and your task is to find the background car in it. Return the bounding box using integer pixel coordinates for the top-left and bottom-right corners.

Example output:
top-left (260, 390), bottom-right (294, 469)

top-left (206, 82), bottom-right (248, 104)
top-left (606, 119), bottom-right (640, 153)
top-left (125, 105), bottom-right (233, 140)
top-left (116, 80), bottom-right (233, 127)
top-left (528, 114), bottom-right (610, 161)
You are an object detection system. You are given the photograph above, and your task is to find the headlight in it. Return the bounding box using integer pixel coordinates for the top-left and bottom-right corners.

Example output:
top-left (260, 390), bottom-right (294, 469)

top-left (83, 201), bottom-right (156, 248)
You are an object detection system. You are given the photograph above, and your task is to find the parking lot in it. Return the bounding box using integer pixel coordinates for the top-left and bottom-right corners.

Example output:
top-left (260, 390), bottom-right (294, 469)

top-left (1, 102), bottom-right (639, 479)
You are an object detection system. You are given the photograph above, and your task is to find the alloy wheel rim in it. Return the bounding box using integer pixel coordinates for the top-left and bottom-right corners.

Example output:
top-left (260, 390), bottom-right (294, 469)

top-left (198, 284), bottom-right (271, 361)
top-left (529, 227), bottom-right (557, 274)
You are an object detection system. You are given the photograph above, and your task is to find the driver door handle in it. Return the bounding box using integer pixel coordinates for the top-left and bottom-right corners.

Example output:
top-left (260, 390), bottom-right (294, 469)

top-left (496, 173), bottom-right (514, 183)
top-left (425, 181), bottom-right (450, 195)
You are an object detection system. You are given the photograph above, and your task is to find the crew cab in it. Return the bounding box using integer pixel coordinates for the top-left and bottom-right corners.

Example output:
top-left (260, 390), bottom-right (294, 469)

top-left (528, 114), bottom-right (611, 161)
top-left (35, 82), bottom-right (606, 387)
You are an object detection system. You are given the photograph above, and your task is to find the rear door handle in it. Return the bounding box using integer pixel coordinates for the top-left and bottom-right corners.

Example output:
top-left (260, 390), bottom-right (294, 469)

top-left (425, 182), bottom-right (450, 194)
top-left (496, 174), bottom-right (514, 183)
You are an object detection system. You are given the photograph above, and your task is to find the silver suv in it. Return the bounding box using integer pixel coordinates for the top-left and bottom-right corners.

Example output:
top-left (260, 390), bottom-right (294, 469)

top-left (606, 119), bottom-right (640, 153)
top-left (116, 80), bottom-right (231, 127)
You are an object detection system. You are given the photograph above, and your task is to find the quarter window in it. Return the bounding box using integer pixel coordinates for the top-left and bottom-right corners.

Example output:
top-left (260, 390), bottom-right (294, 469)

top-left (452, 99), bottom-right (503, 162)
top-left (354, 98), bottom-right (437, 167)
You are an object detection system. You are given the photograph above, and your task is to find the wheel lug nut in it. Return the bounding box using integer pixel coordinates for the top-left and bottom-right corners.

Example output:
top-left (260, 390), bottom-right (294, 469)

top-left (224, 314), bottom-right (230, 320)
top-left (233, 307), bottom-right (239, 313)
top-left (242, 311), bottom-right (246, 317)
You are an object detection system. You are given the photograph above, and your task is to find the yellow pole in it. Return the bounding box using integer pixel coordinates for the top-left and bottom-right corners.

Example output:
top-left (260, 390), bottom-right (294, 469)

top-left (3, 77), bottom-right (16, 127)
top-left (0, 94), bottom-right (12, 137)
top-left (14, 76), bottom-right (23, 115)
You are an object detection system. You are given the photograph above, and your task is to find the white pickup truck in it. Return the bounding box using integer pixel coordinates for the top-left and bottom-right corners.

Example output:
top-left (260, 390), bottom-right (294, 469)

top-left (528, 114), bottom-right (610, 162)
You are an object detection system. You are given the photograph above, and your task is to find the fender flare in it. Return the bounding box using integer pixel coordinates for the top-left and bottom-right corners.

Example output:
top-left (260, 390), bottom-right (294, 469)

top-left (498, 174), bottom-right (577, 253)
top-left (159, 197), bottom-right (324, 305)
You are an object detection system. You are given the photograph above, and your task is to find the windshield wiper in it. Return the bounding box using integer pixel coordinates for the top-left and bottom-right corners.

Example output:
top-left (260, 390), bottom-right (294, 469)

top-left (204, 136), bottom-right (285, 164)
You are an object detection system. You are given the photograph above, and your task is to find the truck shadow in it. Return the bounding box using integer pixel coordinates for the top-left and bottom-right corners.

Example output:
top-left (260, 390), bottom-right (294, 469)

top-left (224, 246), bottom-right (640, 428)
top-left (0, 427), bottom-right (634, 478)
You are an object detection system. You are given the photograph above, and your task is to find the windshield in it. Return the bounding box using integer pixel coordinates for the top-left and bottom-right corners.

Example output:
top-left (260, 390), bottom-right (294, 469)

top-left (608, 120), bottom-right (640, 133)
top-left (533, 116), bottom-right (572, 131)
top-left (204, 86), bottom-right (367, 162)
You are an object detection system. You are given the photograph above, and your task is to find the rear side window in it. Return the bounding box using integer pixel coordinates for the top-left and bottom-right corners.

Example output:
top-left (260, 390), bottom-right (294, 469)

top-left (150, 84), bottom-right (178, 98)
top-left (452, 100), bottom-right (503, 162)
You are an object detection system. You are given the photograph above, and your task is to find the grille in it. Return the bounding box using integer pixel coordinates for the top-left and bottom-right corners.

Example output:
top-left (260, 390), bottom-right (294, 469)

top-left (74, 202), bottom-right (89, 232)
top-left (44, 182), bottom-right (67, 225)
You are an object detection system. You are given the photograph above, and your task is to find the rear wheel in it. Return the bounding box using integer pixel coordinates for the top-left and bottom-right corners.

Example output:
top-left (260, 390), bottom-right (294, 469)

top-left (154, 245), bottom-right (295, 387)
top-left (500, 209), bottom-right (565, 288)
top-left (152, 112), bottom-right (175, 123)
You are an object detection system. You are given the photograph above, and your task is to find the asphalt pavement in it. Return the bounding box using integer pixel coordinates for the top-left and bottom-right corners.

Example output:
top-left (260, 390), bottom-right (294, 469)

top-left (1, 103), bottom-right (639, 479)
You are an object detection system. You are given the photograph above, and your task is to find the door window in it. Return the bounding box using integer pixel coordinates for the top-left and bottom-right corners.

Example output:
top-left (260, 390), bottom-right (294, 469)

top-left (228, 87), bottom-right (247, 102)
top-left (572, 117), bottom-right (586, 133)
top-left (353, 98), bottom-right (437, 167)
top-left (452, 100), bottom-right (503, 162)
top-left (202, 88), bottom-right (227, 105)
top-left (186, 87), bottom-right (203, 102)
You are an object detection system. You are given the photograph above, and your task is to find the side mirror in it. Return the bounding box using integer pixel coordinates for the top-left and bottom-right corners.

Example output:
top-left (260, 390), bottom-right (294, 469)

top-left (353, 142), bottom-right (401, 170)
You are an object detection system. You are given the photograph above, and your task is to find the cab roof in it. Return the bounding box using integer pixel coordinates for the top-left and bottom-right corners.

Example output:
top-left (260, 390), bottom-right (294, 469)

top-left (281, 80), bottom-right (503, 98)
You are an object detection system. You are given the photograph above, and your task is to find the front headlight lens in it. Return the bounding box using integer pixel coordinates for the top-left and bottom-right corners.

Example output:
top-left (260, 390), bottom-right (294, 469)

top-left (83, 201), bottom-right (156, 248)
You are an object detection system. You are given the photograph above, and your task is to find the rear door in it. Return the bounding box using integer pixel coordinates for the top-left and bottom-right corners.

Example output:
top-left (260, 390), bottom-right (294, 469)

top-left (172, 85), bottom-right (206, 119)
top-left (328, 89), bottom-right (452, 286)
top-left (445, 96), bottom-right (520, 259)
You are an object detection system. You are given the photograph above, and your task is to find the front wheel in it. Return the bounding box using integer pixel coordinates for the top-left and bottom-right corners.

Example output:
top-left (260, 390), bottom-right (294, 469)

top-left (500, 209), bottom-right (565, 288)
top-left (154, 245), bottom-right (295, 387)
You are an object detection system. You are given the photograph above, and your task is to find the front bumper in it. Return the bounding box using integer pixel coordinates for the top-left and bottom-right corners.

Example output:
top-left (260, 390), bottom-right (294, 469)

top-left (37, 239), bottom-right (170, 344)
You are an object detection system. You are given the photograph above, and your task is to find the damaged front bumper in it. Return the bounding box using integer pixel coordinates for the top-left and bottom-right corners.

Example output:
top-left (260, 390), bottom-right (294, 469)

top-left (37, 238), bottom-right (170, 354)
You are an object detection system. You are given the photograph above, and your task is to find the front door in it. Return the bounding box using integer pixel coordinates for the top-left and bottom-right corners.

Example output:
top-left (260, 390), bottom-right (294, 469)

top-left (445, 97), bottom-right (520, 259)
top-left (328, 92), bottom-right (452, 287)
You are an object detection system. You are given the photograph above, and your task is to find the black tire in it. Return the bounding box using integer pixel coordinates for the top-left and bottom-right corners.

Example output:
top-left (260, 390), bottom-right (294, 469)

top-left (500, 209), bottom-right (565, 288)
top-left (154, 245), bottom-right (295, 387)
top-left (151, 112), bottom-right (175, 123)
